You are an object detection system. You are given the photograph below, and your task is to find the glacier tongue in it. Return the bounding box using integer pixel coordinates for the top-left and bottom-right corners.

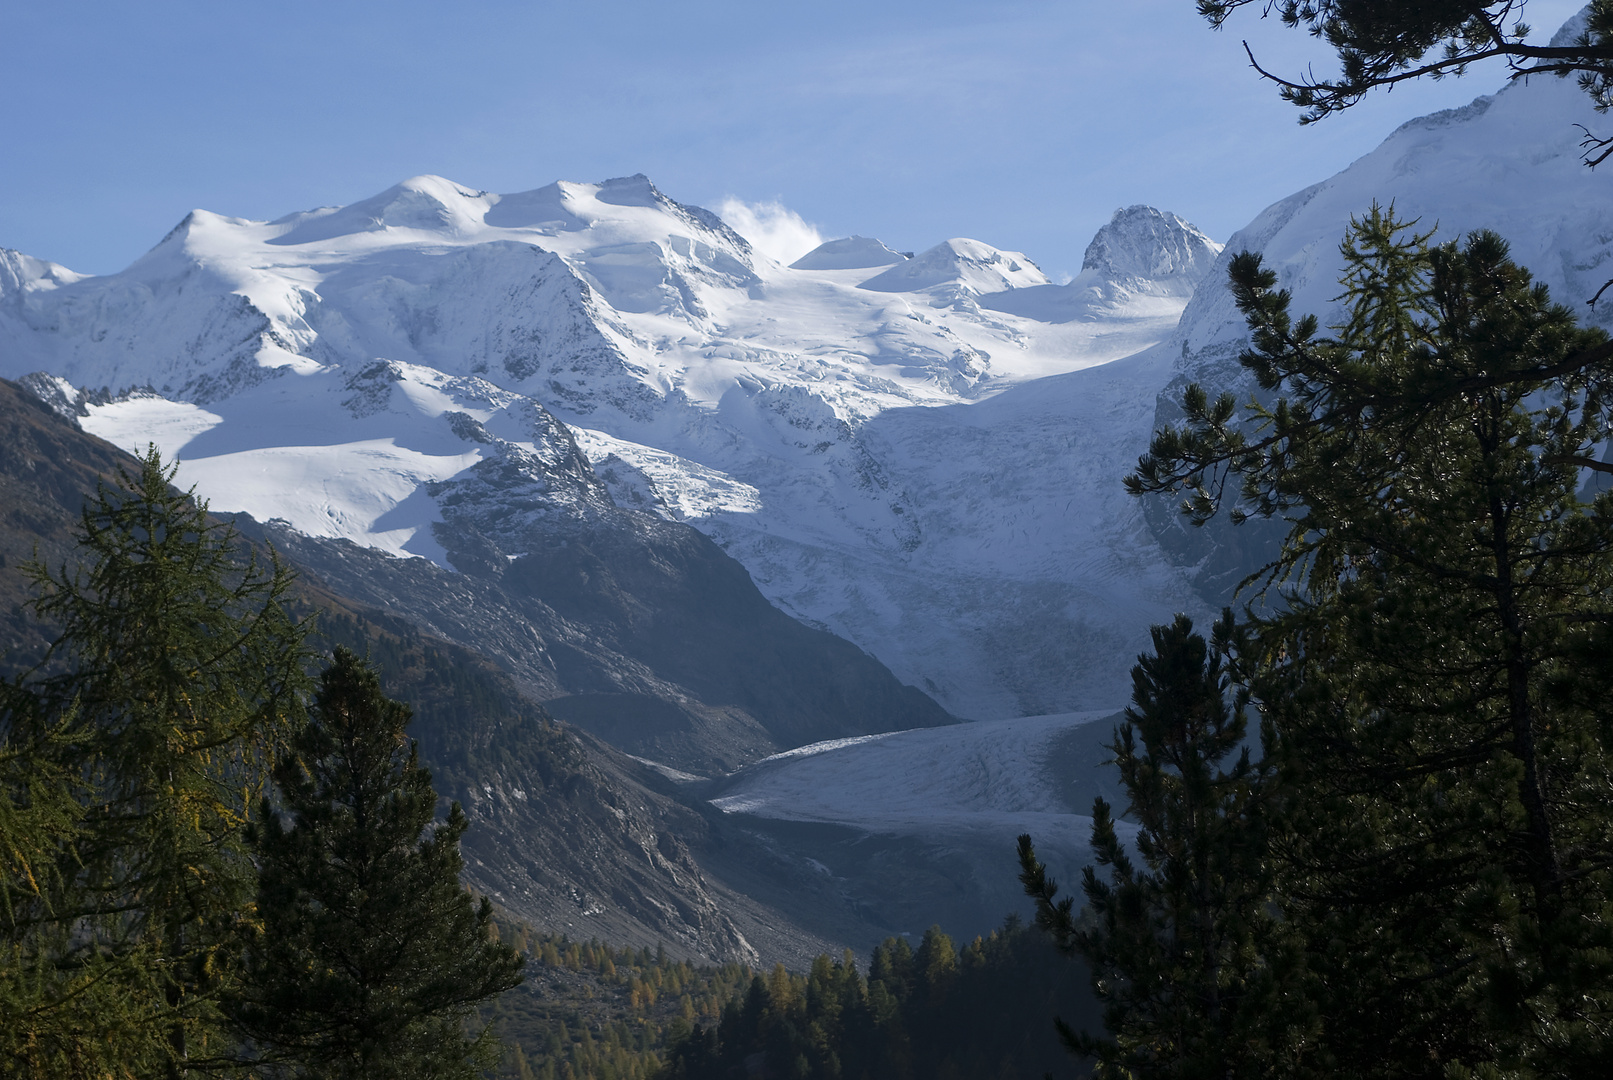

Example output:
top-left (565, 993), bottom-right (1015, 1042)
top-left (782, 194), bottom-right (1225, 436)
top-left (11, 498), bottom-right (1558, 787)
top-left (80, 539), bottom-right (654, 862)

top-left (1, 174), bottom-right (1216, 720)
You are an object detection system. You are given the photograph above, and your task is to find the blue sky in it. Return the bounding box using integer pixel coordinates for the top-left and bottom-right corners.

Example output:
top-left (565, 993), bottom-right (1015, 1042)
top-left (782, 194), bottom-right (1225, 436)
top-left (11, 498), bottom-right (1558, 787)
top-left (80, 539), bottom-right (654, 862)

top-left (1, 0), bottom-right (1589, 278)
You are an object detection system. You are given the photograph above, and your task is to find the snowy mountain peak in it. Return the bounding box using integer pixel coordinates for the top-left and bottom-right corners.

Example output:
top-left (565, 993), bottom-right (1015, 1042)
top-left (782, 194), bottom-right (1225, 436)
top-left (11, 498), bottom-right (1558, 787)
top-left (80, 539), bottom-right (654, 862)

top-left (581, 174), bottom-right (758, 265)
top-left (272, 175), bottom-right (495, 245)
top-left (1176, 11), bottom-right (1613, 366)
top-left (859, 237), bottom-right (1049, 295)
top-left (1081, 205), bottom-right (1222, 288)
top-left (790, 236), bottom-right (908, 271)
top-left (978, 207), bottom-right (1220, 324)
top-left (0, 248), bottom-right (87, 299)
top-left (1553, 4), bottom-right (1592, 47)
top-left (0, 171), bottom-right (1212, 720)
top-left (594, 172), bottom-right (665, 208)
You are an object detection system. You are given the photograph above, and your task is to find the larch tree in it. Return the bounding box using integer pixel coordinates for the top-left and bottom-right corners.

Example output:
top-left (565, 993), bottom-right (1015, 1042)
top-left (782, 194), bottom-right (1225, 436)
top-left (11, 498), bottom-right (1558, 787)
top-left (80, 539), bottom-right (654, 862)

top-left (1, 447), bottom-right (309, 1078)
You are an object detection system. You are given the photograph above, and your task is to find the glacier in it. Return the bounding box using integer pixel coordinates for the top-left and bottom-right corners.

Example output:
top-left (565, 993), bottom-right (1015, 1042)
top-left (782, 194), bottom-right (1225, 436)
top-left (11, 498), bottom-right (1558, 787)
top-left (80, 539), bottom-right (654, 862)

top-left (0, 177), bottom-right (1220, 721)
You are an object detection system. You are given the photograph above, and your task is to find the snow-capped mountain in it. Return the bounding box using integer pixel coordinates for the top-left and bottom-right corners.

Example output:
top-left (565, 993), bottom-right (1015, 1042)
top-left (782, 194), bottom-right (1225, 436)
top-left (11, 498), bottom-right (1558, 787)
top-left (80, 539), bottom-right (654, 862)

top-left (983, 205), bottom-right (1221, 324)
top-left (1181, 12), bottom-right (1613, 362)
top-left (4, 5), bottom-right (1603, 724)
top-left (789, 236), bottom-right (907, 270)
top-left (857, 236), bottom-right (1050, 296)
top-left (0, 179), bottom-right (1216, 720)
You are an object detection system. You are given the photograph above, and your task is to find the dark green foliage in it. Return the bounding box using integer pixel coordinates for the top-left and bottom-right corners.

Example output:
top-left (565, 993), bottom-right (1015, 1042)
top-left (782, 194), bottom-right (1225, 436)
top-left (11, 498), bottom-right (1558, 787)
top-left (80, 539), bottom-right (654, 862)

top-left (1194, 1), bottom-right (1613, 126)
top-left (234, 647), bottom-right (524, 1079)
top-left (1, 447), bottom-right (310, 1077)
top-left (1129, 208), bottom-right (1613, 1075)
top-left (307, 609), bottom-right (589, 811)
top-left (658, 919), bottom-right (1098, 1080)
top-left (0, 423), bottom-right (594, 1077)
top-left (1020, 614), bottom-right (1279, 1080)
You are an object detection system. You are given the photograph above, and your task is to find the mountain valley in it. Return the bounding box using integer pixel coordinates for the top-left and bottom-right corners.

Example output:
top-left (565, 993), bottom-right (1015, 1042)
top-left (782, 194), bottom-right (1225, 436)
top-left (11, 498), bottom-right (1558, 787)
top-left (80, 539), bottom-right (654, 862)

top-left (4, 5), bottom-right (1613, 972)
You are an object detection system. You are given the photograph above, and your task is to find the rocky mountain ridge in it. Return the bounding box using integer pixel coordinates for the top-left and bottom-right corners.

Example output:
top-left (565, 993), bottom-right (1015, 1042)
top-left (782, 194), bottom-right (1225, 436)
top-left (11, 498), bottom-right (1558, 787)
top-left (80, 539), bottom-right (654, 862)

top-left (0, 375), bottom-right (976, 965)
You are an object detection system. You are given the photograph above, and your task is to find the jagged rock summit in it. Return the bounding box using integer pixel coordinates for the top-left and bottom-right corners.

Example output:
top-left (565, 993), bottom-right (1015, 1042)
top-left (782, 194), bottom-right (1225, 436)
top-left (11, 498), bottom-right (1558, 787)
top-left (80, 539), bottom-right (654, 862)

top-left (1081, 205), bottom-right (1222, 293)
top-left (982, 205), bottom-right (1223, 324)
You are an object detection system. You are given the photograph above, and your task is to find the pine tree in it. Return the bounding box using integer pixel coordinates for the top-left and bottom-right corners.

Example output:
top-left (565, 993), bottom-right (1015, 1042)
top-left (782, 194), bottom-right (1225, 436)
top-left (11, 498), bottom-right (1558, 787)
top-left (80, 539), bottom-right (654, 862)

top-left (233, 646), bottom-right (524, 1080)
top-left (1, 446), bottom-right (309, 1077)
top-left (1193, 2), bottom-right (1613, 125)
top-left (1020, 613), bottom-right (1276, 1079)
top-left (1129, 207), bottom-right (1613, 1075)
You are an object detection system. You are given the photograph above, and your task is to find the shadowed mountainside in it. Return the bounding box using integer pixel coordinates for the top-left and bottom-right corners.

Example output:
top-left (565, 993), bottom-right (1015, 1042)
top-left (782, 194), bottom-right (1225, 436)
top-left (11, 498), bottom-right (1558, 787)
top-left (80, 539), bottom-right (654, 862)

top-left (0, 376), bottom-right (982, 965)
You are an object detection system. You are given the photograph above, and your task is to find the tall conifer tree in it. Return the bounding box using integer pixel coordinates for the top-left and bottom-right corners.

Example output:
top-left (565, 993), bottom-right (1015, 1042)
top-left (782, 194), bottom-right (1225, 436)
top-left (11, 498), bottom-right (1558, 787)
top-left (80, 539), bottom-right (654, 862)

top-left (1020, 613), bottom-right (1276, 1079)
top-left (1129, 208), bottom-right (1613, 1075)
top-left (233, 647), bottom-right (523, 1080)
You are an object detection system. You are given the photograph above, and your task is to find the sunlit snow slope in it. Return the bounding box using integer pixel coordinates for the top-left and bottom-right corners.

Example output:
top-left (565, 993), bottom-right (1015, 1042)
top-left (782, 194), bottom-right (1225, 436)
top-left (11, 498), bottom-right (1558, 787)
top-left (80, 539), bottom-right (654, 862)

top-left (1180, 12), bottom-right (1613, 363)
top-left (0, 179), bottom-right (1218, 719)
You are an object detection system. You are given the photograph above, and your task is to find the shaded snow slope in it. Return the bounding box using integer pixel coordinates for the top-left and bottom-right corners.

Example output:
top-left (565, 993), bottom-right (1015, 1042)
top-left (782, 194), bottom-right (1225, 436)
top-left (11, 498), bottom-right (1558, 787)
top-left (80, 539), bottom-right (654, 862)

top-left (1153, 7), bottom-right (1613, 601)
top-left (0, 174), bottom-right (1212, 719)
top-left (707, 709), bottom-right (1133, 937)
top-left (683, 342), bottom-right (1209, 717)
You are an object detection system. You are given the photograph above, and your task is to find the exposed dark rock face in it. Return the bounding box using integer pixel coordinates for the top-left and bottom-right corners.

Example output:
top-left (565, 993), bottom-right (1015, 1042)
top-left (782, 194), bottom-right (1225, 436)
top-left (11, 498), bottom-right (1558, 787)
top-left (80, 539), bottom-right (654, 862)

top-left (0, 376), bottom-right (839, 962)
top-left (264, 505), bottom-right (954, 776)
top-left (0, 377), bottom-right (132, 667)
top-left (0, 376), bottom-right (963, 965)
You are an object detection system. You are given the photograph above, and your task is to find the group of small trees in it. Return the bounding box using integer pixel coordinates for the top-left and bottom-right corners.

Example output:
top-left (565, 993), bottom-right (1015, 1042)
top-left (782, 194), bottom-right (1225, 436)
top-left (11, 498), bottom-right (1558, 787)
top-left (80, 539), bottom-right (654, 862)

top-left (1022, 207), bottom-right (1613, 1077)
top-left (660, 920), bottom-right (1098, 1080)
top-left (0, 450), bottom-right (521, 1078)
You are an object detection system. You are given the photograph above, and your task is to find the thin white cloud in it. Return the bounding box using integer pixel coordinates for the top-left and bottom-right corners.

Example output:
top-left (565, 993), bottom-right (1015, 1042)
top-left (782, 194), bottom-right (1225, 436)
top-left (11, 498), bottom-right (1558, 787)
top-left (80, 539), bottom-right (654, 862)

top-left (716, 197), bottom-right (824, 265)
